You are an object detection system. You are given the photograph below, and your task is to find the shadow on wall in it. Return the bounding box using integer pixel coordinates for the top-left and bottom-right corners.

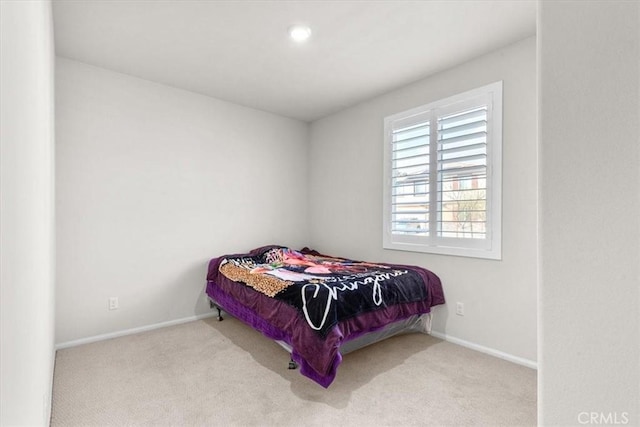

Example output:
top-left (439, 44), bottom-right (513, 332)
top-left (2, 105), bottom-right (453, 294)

top-left (194, 266), bottom-right (213, 316)
top-left (159, 258), bottom-right (213, 319)
top-left (430, 302), bottom-right (450, 335)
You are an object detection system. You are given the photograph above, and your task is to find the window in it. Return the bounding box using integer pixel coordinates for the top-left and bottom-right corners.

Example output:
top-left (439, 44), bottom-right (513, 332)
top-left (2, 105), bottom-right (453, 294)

top-left (383, 81), bottom-right (502, 259)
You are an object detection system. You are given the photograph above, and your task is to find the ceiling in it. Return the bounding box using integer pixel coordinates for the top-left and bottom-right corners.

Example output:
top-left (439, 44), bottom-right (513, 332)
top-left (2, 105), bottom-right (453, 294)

top-left (53, 0), bottom-right (536, 122)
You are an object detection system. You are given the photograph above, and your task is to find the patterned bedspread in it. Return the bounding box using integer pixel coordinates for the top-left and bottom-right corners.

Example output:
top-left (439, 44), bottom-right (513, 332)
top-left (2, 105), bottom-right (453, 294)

top-left (219, 246), bottom-right (428, 336)
top-left (206, 245), bottom-right (445, 387)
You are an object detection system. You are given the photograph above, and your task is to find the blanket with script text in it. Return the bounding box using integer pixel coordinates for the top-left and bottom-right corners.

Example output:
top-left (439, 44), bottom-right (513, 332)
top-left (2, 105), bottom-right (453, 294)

top-left (218, 246), bottom-right (430, 337)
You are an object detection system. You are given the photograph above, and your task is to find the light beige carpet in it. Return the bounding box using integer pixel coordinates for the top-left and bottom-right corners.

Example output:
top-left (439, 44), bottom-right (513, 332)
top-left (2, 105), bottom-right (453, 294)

top-left (52, 317), bottom-right (536, 426)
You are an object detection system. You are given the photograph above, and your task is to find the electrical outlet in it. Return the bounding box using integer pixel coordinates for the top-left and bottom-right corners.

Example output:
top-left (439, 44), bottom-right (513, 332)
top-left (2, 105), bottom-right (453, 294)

top-left (109, 297), bottom-right (118, 310)
top-left (456, 302), bottom-right (464, 316)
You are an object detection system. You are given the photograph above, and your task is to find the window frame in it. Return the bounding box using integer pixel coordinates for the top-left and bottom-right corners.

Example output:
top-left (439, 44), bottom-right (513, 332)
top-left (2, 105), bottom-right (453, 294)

top-left (382, 81), bottom-right (503, 260)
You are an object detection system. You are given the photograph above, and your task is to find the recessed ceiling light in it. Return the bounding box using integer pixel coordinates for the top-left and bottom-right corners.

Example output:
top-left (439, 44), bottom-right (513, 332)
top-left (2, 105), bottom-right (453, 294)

top-left (289, 25), bottom-right (311, 43)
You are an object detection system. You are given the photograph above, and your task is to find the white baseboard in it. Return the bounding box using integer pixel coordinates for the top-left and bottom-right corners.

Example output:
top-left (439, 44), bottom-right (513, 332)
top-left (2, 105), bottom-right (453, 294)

top-left (430, 330), bottom-right (538, 370)
top-left (55, 314), bottom-right (538, 371)
top-left (55, 312), bottom-right (218, 350)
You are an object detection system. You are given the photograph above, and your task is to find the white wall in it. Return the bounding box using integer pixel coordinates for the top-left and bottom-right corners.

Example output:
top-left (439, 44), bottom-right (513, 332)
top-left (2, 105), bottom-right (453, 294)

top-left (55, 58), bottom-right (308, 344)
top-left (0, 1), bottom-right (56, 425)
top-left (308, 37), bottom-right (537, 364)
top-left (539, 1), bottom-right (639, 425)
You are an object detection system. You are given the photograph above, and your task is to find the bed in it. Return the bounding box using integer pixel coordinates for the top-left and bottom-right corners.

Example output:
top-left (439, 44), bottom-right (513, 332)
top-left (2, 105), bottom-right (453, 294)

top-left (205, 245), bottom-right (445, 387)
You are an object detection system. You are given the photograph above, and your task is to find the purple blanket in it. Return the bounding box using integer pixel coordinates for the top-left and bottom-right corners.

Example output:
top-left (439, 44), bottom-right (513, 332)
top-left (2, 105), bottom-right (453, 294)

top-left (206, 246), bottom-right (445, 387)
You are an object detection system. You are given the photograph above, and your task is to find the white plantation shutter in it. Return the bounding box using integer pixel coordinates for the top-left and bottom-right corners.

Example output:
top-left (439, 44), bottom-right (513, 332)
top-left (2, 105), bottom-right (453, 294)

top-left (391, 118), bottom-right (430, 235)
top-left (437, 107), bottom-right (488, 239)
top-left (383, 82), bottom-right (502, 259)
